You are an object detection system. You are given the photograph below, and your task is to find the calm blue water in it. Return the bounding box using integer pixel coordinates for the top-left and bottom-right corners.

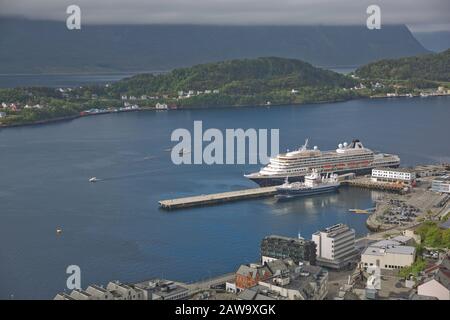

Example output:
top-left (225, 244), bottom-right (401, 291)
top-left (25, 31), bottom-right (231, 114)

top-left (0, 96), bottom-right (449, 299)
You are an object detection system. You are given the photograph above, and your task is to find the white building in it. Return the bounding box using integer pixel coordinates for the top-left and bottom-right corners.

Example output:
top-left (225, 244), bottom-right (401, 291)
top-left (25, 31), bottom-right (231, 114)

top-left (134, 279), bottom-right (189, 300)
top-left (106, 281), bottom-right (144, 300)
top-left (155, 103), bottom-right (168, 110)
top-left (371, 167), bottom-right (416, 184)
top-left (85, 285), bottom-right (115, 300)
top-left (0, 111), bottom-right (6, 118)
top-left (69, 289), bottom-right (93, 300)
top-left (418, 270), bottom-right (450, 300)
top-left (312, 224), bottom-right (358, 269)
top-left (54, 293), bottom-right (75, 300)
top-left (431, 176), bottom-right (450, 193)
top-left (361, 239), bottom-right (415, 270)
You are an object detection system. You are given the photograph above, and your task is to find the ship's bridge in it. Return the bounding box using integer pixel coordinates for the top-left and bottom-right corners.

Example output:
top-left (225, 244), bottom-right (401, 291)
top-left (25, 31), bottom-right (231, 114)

top-left (336, 140), bottom-right (367, 154)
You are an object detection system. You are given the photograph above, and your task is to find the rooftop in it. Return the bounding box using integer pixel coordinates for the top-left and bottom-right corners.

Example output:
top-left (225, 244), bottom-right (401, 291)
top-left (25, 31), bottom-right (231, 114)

top-left (236, 265), bottom-right (271, 279)
top-left (134, 279), bottom-right (189, 298)
top-left (263, 234), bottom-right (312, 245)
top-left (238, 285), bottom-right (286, 300)
top-left (363, 241), bottom-right (416, 256)
top-left (373, 167), bottom-right (415, 173)
top-left (313, 223), bottom-right (353, 237)
top-left (434, 175), bottom-right (450, 182)
top-left (387, 236), bottom-right (413, 244)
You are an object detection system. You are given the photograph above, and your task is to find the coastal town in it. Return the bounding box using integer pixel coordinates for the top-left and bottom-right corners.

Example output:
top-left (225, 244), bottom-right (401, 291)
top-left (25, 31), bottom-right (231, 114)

top-left (1, 84), bottom-right (448, 127)
top-left (55, 222), bottom-right (450, 301)
top-left (0, 54), bottom-right (449, 127)
top-left (56, 164), bottom-right (450, 301)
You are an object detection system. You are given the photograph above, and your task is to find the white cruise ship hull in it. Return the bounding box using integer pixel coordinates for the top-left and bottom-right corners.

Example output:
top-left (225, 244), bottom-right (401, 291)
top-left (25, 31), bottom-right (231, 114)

top-left (246, 167), bottom-right (379, 186)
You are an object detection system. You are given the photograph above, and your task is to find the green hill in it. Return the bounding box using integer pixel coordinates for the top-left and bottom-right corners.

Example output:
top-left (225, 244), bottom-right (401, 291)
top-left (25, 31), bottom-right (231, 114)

top-left (355, 49), bottom-right (450, 82)
top-left (110, 57), bottom-right (356, 96)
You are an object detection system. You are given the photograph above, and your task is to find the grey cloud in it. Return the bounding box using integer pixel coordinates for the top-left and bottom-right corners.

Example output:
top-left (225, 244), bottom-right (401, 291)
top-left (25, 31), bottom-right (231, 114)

top-left (0, 0), bottom-right (448, 31)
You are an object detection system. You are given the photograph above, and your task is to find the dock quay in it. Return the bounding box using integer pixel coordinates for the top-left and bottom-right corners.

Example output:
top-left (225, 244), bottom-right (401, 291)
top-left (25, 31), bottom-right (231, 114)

top-left (159, 186), bottom-right (277, 210)
top-left (341, 178), bottom-right (405, 192)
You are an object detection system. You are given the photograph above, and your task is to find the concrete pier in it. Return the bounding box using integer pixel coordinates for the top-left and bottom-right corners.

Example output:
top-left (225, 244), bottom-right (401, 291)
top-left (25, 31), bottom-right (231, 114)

top-left (341, 179), bottom-right (405, 192)
top-left (159, 186), bottom-right (277, 210)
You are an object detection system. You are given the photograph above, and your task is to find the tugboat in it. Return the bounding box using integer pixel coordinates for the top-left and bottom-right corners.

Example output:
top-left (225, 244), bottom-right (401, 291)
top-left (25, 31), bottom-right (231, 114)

top-left (275, 169), bottom-right (340, 200)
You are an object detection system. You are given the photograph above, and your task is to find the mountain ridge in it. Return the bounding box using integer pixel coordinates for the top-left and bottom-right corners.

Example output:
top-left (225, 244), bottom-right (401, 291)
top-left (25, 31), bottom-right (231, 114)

top-left (355, 49), bottom-right (450, 82)
top-left (0, 18), bottom-right (429, 74)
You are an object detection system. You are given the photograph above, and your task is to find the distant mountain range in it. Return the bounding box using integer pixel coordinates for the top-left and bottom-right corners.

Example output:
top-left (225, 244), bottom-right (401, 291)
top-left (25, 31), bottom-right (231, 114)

top-left (355, 49), bottom-right (450, 82)
top-left (0, 18), bottom-right (429, 74)
top-left (412, 32), bottom-right (450, 53)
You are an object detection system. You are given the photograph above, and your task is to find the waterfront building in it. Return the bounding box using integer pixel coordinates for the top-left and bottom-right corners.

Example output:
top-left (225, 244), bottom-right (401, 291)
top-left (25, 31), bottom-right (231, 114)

top-left (260, 235), bottom-right (316, 265)
top-left (415, 164), bottom-right (446, 177)
top-left (106, 281), bottom-right (144, 300)
top-left (69, 289), bottom-right (93, 300)
top-left (85, 285), bottom-right (115, 300)
top-left (431, 176), bottom-right (450, 193)
top-left (53, 293), bottom-right (75, 300)
top-left (371, 167), bottom-right (416, 185)
top-left (155, 102), bottom-right (168, 110)
top-left (235, 264), bottom-right (272, 290)
top-left (238, 260), bottom-right (328, 300)
top-left (312, 223), bottom-right (358, 269)
top-left (54, 279), bottom-right (187, 300)
top-left (361, 239), bottom-right (415, 270)
top-left (134, 279), bottom-right (189, 300)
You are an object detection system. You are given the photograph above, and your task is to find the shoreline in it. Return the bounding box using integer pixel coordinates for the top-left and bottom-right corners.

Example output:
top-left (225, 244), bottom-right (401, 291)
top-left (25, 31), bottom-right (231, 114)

top-left (0, 96), bottom-right (360, 129)
top-left (1, 94), bottom-right (448, 130)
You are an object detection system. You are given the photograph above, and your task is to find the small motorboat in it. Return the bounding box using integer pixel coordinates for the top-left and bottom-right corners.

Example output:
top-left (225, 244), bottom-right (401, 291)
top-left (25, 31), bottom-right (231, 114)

top-left (56, 228), bottom-right (62, 235)
top-left (89, 177), bottom-right (99, 183)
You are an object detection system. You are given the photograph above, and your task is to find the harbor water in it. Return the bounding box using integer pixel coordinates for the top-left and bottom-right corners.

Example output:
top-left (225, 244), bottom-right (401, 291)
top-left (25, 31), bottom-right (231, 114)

top-left (0, 96), bottom-right (449, 298)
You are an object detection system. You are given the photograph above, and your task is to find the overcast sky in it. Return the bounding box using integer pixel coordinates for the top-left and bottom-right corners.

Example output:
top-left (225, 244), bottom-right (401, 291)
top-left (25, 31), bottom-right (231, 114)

top-left (0, 0), bottom-right (448, 32)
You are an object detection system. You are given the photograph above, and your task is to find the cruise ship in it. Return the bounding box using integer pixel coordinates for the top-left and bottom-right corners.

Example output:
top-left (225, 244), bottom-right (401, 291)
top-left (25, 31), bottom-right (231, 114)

top-left (245, 139), bottom-right (400, 186)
